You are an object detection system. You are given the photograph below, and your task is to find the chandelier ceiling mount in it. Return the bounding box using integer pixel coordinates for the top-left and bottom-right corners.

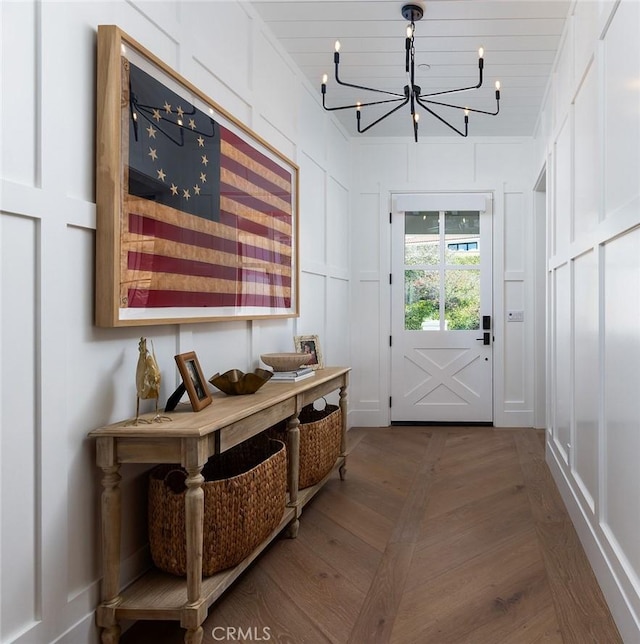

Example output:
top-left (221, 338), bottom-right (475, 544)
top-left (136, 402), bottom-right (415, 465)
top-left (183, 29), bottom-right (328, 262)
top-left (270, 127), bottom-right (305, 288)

top-left (320, 2), bottom-right (501, 142)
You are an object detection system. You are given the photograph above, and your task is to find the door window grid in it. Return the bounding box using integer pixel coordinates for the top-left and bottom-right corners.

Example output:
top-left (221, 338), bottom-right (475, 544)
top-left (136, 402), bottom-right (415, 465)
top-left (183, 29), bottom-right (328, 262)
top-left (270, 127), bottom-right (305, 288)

top-left (404, 211), bottom-right (481, 330)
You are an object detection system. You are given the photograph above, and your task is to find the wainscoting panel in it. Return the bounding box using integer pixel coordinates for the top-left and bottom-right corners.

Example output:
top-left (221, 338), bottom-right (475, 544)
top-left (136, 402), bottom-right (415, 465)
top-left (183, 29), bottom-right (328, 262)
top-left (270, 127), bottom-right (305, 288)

top-left (299, 152), bottom-right (328, 267)
top-left (552, 262), bottom-right (570, 460)
top-left (603, 226), bottom-right (640, 581)
top-left (603, 0), bottom-right (640, 219)
top-left (1, 213), bottom-right (39, 641)
top-left (573, 60), bottom-right (599, 238)
top-left (572, 248), bottom-right (598, 512)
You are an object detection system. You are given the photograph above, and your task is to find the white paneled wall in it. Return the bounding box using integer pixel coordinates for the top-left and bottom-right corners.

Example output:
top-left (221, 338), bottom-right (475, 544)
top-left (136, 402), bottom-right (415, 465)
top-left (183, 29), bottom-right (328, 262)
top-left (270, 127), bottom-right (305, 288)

top-left (1, 215), bottom-right (38, 641)
top-left (0, 1), bottom-right (351, 642)
top-left (350, 137), bottom-right (535, 428)
top-left (535, 0), bottom-right (640, 640)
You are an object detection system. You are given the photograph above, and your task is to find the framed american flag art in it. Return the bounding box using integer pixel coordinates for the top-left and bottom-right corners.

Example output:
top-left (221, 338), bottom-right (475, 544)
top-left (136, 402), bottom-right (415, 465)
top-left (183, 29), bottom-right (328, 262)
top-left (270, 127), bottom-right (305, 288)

top-left (95, 25), bottom-right (299, 327)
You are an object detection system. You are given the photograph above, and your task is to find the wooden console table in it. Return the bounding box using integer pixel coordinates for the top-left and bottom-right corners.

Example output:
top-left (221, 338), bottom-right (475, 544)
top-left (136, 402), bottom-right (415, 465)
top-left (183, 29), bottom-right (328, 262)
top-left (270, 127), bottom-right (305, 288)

top-left (89, 367), bottom-right (349, 644)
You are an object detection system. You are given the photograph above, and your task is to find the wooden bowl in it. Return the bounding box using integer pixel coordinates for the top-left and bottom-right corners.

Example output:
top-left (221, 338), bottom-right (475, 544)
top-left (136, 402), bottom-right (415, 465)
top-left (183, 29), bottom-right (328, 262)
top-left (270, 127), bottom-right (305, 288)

top-left (260, 353), bottom-right (312, 372)
top-left (208, 369), bottom-right (273, 395)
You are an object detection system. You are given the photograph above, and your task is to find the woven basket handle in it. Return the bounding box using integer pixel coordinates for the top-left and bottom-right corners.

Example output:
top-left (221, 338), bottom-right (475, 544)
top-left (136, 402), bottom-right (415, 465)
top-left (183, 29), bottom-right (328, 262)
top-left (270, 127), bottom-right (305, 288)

top-left (164, 469), bottom-right (187, 494)
top-left (311, 396), bottom-right (328, 411)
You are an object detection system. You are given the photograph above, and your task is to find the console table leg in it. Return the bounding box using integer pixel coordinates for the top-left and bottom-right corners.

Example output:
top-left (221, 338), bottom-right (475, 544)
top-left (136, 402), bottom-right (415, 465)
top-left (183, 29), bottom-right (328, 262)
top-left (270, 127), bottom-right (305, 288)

top-left (97, 437), bottom-right (123, 643)
top-left (286, 414), bottom-right (300, 538)
top-left (101, 624), bottom-right (121, 644)
top-left (339, 383), bottom-right (348, 480)
top-left (184, 465), bottom-right (205, 605)
top-left (184, 626), bottom-right (203, 644)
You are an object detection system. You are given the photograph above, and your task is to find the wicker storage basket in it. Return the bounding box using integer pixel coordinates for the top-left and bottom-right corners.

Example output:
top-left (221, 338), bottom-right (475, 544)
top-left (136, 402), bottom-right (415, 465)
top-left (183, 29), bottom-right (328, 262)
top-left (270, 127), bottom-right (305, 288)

top-left (268, 399), bottom-right (342, 489)
top-left (148, 435), bottom-right (286, 577)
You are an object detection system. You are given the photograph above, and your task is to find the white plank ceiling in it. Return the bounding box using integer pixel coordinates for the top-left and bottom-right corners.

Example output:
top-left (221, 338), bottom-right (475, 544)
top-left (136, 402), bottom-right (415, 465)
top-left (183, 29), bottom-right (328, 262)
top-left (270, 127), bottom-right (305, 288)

top-left (251, 0), bottom-right (571, 138)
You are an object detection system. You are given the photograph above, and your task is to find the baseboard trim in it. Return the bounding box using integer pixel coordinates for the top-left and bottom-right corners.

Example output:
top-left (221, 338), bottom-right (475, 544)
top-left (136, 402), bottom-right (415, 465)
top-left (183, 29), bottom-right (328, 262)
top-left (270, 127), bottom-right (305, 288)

top-left (390, 421), bottom-right (493, 427)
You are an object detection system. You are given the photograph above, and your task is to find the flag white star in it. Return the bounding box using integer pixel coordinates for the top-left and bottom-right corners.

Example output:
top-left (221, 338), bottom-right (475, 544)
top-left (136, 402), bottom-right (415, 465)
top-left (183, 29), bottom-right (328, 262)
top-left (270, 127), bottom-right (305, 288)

top-left (201, 155), bottom-right (209, 166)
top-left (170, 184), bottom-right (179, 195)
top-left (197, 136), bottom-right (205, 147)
top-left (189, 118), bottom-right (196, 130)
top-left (148, 147), bottom-right (158, 161)
top-left (194, 185), bottom-right (201, 195)
top-left (146, 124), bottom-right (157, 138)
top-left (200, 172), bottom-right (207, 183)
top-left (157, 169), bottom-right (166, 181)
top-left (176, 106), bottom-right (185, 118)
top-left (183, 189), bottom-right (191, 200)
top-left (163, 101), bottom-right (172, 114)
top-left (152, 109), bottom-right (162, 122)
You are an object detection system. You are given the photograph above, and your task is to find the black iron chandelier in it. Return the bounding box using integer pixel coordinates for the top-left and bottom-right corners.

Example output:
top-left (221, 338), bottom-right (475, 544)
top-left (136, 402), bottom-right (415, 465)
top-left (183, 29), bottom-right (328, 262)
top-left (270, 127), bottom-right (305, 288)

top-left (320, 3), bottom-right (501, 142)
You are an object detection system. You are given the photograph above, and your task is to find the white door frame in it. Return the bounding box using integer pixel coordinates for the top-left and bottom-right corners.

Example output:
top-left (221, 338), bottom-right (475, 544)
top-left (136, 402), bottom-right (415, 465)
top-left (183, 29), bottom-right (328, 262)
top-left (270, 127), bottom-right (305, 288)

top-left (389, 191), bottom-right (494, 424)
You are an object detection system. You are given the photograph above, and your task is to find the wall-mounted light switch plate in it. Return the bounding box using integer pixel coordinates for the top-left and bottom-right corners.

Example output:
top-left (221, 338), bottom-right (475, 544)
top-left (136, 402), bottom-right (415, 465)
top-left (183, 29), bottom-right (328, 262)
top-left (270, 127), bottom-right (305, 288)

top-left (507, 310), bottom-right (524, 322)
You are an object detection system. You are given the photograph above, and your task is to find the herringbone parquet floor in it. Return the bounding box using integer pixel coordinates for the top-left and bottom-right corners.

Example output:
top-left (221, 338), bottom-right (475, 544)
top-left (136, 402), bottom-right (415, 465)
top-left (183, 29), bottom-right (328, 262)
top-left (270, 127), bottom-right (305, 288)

top-left (121, 426), bottom-right (622, 644)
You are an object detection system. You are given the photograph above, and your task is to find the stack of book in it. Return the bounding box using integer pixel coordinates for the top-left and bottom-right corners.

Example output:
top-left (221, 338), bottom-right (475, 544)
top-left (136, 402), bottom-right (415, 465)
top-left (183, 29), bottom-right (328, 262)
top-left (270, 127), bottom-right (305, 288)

top-left (270, 367), bottom-right (315, 382)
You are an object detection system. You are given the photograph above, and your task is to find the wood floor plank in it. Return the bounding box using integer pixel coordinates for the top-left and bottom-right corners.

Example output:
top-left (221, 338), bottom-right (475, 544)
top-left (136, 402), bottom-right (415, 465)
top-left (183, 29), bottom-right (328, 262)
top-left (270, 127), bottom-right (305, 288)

top-left (425, 458), bottom-right (526, 520)
top-left (494, 603), bottom-right (563, 644)
top-left (293, 504), bottom-right (382, 595)
top-left (120, 426), bottom-right (622, 644)
top-left (414, 482), bottom-right (531, 552)
top-left (310, 482), bottom-right (394, 552)
top-left (347, 541), bottom-right (416, 644)
top-left (392, 526), bottom-right (552, 643)
top-left (408, 497), bottom-right (535, 591)
top-left (259, 535), bottom-right (364, 642)
top-left (209, 565), bottom-right (333, 644)
top-left (514, 430), bottom-right (623, 644)
top-left (347, 430), bottom-right (447, 643)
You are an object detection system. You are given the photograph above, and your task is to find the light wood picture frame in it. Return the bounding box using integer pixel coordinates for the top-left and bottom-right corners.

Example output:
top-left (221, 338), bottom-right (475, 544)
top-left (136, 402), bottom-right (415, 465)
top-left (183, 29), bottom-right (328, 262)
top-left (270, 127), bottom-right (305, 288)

top-left (175, 351), bottom-right (212, 411)
top-left (95, 25), bottom-right (299, 327)
top-left (294, 334), bottom-right (323, 370)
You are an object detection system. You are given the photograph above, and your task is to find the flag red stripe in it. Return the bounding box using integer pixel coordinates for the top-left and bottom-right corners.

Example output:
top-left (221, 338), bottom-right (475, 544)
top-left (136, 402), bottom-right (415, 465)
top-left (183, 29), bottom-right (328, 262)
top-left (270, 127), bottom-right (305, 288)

top-left (220, 154), bottom-right (291, 203)
top-left (220, 181), bottom-right (291, 223)
top-left (128, 288), bottom-right (291, 309)
top-left (217, 209), bottom-right (291, 248)
top-left (129, 213), bottom-right (292, 265)
top-left (221, 127), bottom-right (292, 183)
top-left (128, 251), bottom-right (292, 287)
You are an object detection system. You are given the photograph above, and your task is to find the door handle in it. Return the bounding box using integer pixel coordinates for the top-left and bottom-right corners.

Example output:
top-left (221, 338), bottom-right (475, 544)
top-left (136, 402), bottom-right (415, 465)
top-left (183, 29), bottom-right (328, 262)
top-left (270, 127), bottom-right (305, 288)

top-left (476, 332), bottom-right (491, 345)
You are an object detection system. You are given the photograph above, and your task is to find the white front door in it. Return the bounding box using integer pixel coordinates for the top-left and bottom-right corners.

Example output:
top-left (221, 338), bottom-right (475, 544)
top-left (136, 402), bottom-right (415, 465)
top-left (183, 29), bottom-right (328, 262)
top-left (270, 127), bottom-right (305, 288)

top-left (391, 194), bottom-right (493, 423)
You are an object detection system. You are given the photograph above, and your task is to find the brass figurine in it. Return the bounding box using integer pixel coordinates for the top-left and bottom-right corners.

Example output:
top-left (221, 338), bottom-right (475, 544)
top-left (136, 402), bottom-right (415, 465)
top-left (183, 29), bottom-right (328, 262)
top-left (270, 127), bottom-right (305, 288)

top-left (127, 337), bottom-right (171, 425)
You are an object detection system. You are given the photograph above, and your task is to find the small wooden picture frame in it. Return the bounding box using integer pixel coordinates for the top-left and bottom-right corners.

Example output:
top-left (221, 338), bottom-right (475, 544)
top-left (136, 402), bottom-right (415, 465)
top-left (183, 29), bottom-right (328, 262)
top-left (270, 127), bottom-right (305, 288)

top-left (175, 351), bottom-right (212, 411)
top-left (293, 335), bottom-right (323, 370)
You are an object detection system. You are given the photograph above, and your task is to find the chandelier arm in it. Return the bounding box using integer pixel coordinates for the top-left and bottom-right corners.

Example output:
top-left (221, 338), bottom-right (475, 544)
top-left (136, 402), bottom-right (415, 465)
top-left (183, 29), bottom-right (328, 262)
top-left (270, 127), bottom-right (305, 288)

top-left (335, 65), bottom-right (405, 98)
top-left (322, 95), bottom-right (407, 112)
top-left (415, 97), bottom-right (468, 137)
top-left (420, 99), bottom-right (500, 117)
top-left (357, 96), bottom-right (411, 134)
top-left (418, 64), bottom-right (484, 99)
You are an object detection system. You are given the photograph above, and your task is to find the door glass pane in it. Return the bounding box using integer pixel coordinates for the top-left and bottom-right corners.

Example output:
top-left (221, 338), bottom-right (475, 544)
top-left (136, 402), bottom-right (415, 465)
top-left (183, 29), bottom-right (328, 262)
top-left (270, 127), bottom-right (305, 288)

top-left (445, 212), bottom-right (480, 264)
top-left (405, 269), bottom-right (439, 330)
top-left (445, 269), bottom-right (480, 330)
top-left (405, 211), bottom-right (439, 265)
